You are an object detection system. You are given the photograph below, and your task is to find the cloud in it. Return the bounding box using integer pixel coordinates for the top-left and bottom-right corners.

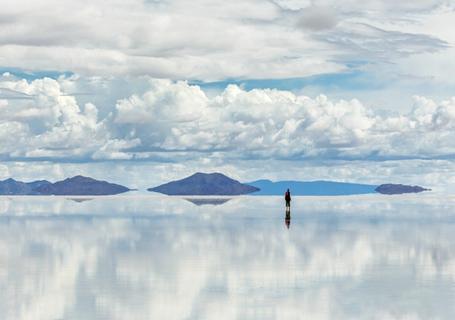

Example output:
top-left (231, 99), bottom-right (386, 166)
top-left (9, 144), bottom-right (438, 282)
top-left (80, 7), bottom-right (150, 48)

top-left (0, 0), bottom-right (450, 80)
top-left (274, 0), bottom-right (444, 13)
top-left (0, 76), bottom-right (138, 161)
top-left (115, 79), bottom-right (208, 124)
top-left (320, 23), bottom-right (448, 62)
top-left (296, 6), bottom-right (339, 31)
top-left (111, 78), bottom-right (455, 161)
top-left (0, 0), bottom-right (340, 80)
top-left (1, 76), bottom-right (455, 163)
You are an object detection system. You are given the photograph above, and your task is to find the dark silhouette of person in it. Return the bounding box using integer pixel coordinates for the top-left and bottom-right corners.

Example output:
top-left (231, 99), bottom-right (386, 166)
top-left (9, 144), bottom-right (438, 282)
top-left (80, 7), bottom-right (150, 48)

top-left (285, 188), bottom-right (291, 212)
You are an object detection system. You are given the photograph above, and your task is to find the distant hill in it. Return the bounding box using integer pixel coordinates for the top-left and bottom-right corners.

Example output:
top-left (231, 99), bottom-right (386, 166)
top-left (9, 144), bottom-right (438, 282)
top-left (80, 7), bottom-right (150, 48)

top-left (247, 180), bottom-right (378, 196)
top-left (35, 175), bottom-right (130, 195)
top-left (375, 184), bottom-right (430, 195)
top-left (0, 176), bottom-right (130, 195)
top-left (0, 178), bottom-right (51, 195)
top-left (1, 174), bottom-right (430, 196)
top-left (148, 172), bottom-right (259, 195)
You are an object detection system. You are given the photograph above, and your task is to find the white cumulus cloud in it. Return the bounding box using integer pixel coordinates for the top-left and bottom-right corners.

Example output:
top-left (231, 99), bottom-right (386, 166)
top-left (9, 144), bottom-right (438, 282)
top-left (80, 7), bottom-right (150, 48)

top-left (1, 76), bottom-right (455, 163)
top-left (111, 78), bottom-right (455, 161)
top-left (0, 75), bottom-right (138, 161)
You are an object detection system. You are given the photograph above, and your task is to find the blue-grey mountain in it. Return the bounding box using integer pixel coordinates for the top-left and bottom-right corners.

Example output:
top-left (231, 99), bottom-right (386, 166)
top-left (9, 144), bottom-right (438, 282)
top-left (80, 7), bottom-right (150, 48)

top-left (247, 180), bottom-right (378, 196)
top-left (35, 175), bottom-right (130, 195)
top-left (0, 176), bottom-right (130, 195)
top-left (149, 172), bottom-right (259, 195)
top-left (375, 184), bottom-right (430, 195)
top-left (0, 178), bottom-right (52, 195)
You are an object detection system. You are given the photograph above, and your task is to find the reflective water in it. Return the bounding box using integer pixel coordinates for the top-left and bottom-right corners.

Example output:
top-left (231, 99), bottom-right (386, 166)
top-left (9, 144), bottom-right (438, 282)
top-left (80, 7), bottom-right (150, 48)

top-left (1, 195), bottom-right (455, 320)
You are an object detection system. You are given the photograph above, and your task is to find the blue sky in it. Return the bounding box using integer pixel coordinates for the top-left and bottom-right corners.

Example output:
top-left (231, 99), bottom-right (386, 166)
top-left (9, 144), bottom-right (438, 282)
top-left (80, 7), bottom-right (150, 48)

top-left (0, 0), bottom-right (454, 190)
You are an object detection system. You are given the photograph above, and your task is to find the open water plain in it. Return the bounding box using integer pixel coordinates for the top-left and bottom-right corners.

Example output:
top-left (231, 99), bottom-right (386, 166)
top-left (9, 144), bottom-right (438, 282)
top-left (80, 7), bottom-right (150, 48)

top-left (1, 194), bottom-right (455, 319)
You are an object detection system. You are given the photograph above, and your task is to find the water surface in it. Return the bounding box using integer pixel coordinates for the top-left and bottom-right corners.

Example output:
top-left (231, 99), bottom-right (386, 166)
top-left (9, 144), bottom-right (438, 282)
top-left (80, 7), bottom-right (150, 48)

top-left (1, 195), bottom-right (455, 319)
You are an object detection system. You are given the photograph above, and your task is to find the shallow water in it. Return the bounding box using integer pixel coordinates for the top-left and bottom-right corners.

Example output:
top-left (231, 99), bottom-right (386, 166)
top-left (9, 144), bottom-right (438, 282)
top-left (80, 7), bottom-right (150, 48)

top-left (1, 195), bottom-right (455, 320)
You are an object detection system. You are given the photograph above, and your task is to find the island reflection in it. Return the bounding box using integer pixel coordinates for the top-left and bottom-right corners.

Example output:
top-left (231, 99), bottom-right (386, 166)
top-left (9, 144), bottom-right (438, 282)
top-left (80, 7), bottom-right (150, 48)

top-left (184, 198), bottom-right (232, 206)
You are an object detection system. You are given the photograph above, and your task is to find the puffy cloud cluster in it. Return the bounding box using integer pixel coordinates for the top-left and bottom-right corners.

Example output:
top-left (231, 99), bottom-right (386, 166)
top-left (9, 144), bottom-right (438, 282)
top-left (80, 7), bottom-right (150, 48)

top-left (0, 75), bottom-right (138, 161)
top-left (113, 78), bottom-right (455, 161)
top-left (1, 75), bottom-right (455, 163)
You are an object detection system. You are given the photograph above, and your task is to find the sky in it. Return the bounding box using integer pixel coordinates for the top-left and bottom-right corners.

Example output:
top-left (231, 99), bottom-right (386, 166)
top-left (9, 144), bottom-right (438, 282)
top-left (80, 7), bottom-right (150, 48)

top-left (0, 0), bottom-right (454, 191)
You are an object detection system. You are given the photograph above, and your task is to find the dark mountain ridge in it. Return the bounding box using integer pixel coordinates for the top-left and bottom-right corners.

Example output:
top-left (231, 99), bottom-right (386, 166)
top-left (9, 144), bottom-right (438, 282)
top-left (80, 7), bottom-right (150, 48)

top-left (375, 184), bottom-right (431, 195)
top-left (148, 172), bottom-right (259, 195)
top-left (0, 175), bottom-right (130, 195)
top-left (0, 178), bottom-right (52, 195)
top-left (1, 174), bottom-right (431, 196)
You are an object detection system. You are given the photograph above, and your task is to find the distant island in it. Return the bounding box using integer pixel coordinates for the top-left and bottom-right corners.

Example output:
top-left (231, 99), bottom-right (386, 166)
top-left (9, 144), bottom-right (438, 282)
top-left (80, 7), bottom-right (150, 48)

top-left (148, 172), bottom-right (259, 195)
top-left (149, 173), bottom-right (430, 196)
top-left (375, 184), bottom-right (431, 195)
top-left (0, 175), bottom-right (130, 195)
top-left (0, 172), bottom-right (431, 196)
top-left (0, 178), bottom-right (52, 195)
top-left (247, 180), bottom-right (378, 196)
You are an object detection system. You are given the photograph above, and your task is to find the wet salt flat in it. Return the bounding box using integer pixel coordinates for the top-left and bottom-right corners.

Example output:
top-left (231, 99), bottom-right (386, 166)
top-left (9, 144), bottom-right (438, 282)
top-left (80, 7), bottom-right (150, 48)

top-left (1, 194), bottom-right (455, 320)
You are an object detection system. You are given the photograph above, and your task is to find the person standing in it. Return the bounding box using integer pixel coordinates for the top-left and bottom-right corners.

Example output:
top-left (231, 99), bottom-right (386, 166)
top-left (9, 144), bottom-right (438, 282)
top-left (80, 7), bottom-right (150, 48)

top-left (285, 188), bottom-right (291, 212)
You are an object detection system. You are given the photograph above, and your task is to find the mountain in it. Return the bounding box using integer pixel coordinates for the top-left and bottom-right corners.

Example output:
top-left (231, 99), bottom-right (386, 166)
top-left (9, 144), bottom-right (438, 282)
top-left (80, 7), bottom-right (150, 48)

top-left (27, 180), bottom-right (53, 190)
top-left (148, 172), bottom-right (259, 195)
top-left (375, 184), bottom-right (430, 195)
top-left (0, 178), bottom-right (52, 195)
top-left (247, 180), bottom-right (378, 196)
top-left (35, 175), bottom-right (130, 195)
top-left (0, 176), bottom-right (130, 195)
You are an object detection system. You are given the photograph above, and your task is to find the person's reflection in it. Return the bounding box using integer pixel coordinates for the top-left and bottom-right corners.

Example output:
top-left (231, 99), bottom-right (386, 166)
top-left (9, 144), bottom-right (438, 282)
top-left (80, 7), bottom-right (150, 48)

top-left (285, 188), bottom-right (291, 229)
top-left (285, 210), bottom-right (291, 229)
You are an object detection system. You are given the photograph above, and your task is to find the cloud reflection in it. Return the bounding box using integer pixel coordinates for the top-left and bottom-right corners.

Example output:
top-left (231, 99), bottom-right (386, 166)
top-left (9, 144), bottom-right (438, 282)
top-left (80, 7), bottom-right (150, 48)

top-left (1, 196), bottom-right (455, 319)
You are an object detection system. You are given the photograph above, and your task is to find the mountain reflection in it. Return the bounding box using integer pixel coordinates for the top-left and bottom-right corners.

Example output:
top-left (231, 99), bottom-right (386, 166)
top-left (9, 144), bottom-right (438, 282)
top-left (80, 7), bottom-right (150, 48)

top-left (1, 196), bottom-right (455, 319)
top-left (67, 197), bottom-right (95, 203)
top-left (184, 198), bottom-right (231, 206)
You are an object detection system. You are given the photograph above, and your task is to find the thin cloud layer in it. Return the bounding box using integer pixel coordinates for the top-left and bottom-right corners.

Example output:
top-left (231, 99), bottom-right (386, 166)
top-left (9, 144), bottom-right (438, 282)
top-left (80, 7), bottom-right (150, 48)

top-left (1, 75), bottom-right (454, 163)
top-left (0, 0), bottom-right (450, 80)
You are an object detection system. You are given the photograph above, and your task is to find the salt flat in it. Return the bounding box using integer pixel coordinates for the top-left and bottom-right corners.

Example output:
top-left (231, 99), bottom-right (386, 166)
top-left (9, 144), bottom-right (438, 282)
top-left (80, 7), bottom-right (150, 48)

top-left (1, 195), bottom-right (455, 319)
